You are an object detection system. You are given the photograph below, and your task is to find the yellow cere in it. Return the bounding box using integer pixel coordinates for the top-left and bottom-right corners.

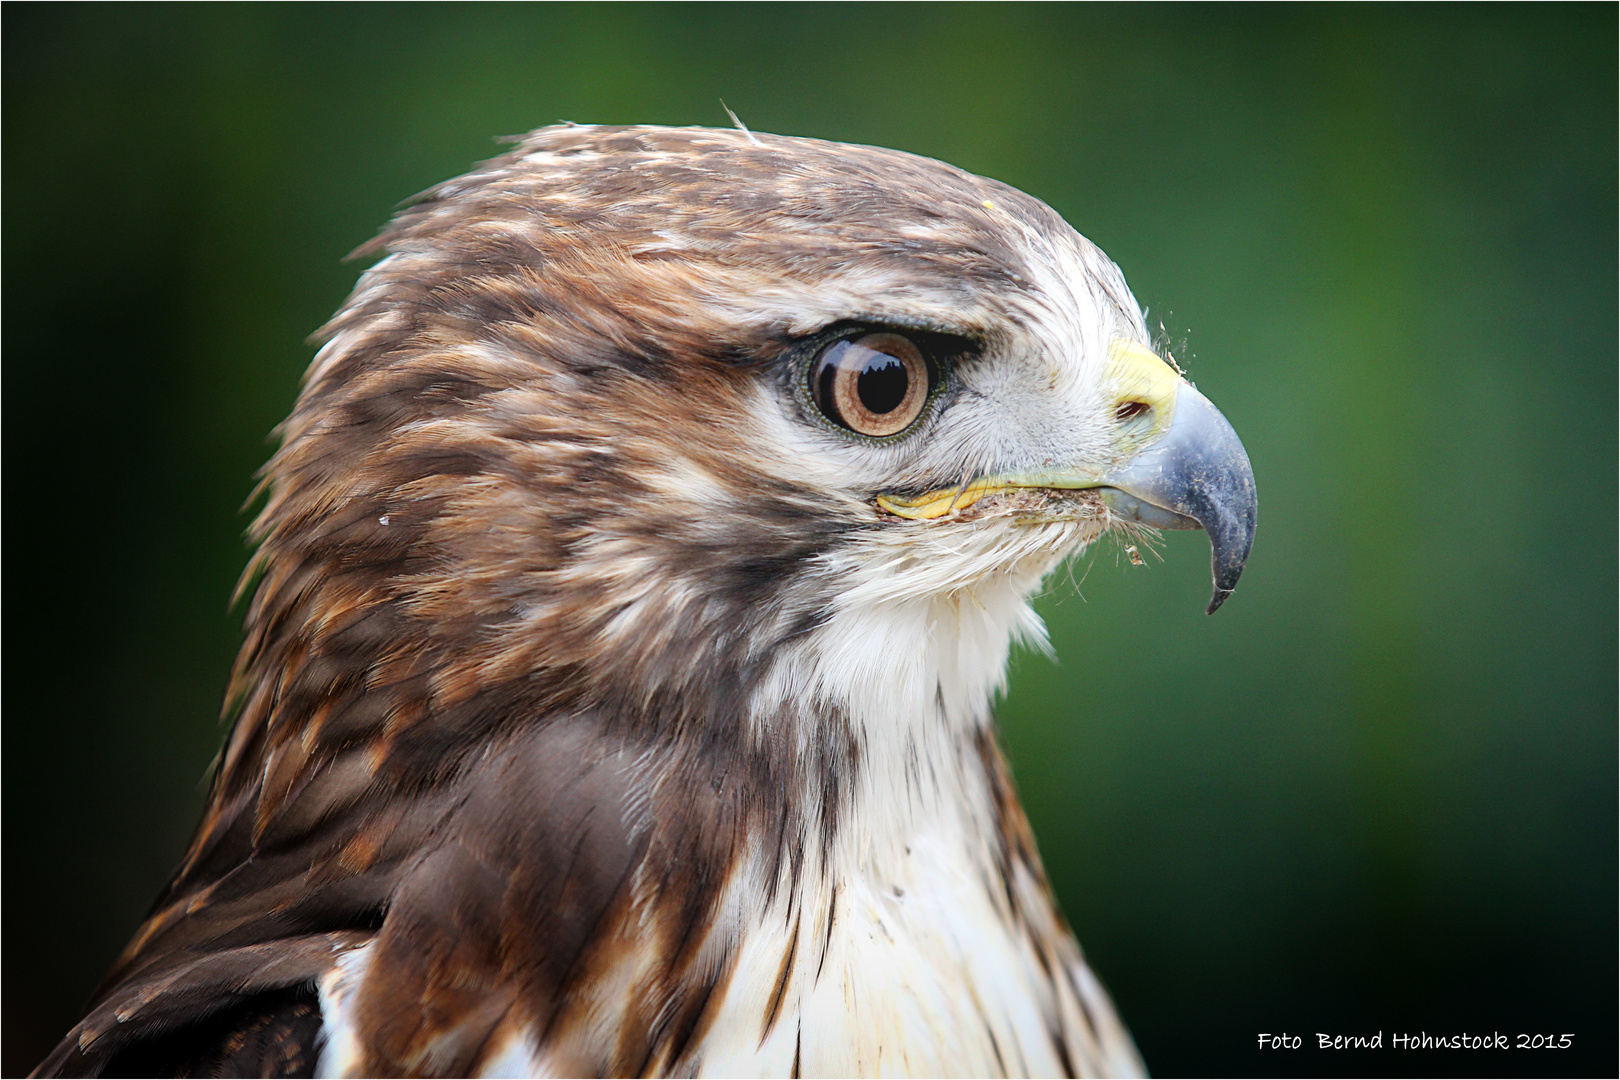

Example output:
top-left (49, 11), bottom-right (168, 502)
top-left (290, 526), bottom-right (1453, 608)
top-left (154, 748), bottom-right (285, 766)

top-left (1103, 339), bottom-right (1181, 446)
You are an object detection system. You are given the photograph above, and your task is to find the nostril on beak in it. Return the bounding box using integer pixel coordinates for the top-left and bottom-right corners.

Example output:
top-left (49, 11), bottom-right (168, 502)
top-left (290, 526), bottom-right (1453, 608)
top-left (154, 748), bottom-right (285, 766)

top-left (1114, 400), bottom-right (1151, 423)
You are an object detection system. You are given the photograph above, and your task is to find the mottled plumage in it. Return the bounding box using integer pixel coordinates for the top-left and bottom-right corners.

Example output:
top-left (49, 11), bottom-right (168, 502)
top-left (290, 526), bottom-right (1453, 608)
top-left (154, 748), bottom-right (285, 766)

top-left (40, 124), bottom-right (1254, 1078)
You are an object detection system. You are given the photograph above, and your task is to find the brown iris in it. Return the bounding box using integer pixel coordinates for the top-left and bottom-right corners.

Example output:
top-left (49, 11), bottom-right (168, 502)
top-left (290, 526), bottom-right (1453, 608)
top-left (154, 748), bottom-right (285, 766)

top-left (809, 332), bottom-right (932, 437)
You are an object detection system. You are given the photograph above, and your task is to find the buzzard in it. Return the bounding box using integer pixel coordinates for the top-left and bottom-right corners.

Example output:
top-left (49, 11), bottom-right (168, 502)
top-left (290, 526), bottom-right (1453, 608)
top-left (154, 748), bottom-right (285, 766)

top-left (39, 124), bottom-right (1255, 1078)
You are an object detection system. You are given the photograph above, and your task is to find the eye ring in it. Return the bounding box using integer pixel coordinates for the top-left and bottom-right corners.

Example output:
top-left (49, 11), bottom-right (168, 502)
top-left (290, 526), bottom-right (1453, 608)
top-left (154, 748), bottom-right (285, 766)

top-left (808, 331), bottom-right (935, 438)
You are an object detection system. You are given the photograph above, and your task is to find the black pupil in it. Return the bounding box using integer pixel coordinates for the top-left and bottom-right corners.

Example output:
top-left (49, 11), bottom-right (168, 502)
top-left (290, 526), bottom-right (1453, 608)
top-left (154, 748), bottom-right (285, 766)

top-left (857, 353), bottom-right (908, 414)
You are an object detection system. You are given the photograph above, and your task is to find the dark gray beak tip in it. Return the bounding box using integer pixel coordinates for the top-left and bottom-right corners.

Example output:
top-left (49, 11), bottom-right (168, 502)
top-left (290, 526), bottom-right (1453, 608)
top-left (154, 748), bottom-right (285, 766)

top-left (1202, 462), bottom-right (1257, 614)
top-left (1198, 454), bottom-right (1256, 616)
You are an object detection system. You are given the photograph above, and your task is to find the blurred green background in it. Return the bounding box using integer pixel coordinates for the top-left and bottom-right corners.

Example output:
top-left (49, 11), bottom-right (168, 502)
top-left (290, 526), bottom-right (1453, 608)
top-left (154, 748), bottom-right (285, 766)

top-left (4, 4), bottom-right (1614, 1077)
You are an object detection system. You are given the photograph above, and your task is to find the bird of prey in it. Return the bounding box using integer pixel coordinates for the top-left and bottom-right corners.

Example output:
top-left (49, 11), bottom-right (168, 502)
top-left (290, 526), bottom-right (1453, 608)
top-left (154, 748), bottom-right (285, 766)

top-left (39, 124), bottom-right (1254, 1079)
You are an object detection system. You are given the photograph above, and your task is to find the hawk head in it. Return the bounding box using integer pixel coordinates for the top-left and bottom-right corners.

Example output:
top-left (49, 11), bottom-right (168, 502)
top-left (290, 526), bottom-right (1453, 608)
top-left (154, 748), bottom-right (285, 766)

top-left (245, 123), bottom-right (1253, 750)
top-left (43, 125), bottom-right (1254, 1079)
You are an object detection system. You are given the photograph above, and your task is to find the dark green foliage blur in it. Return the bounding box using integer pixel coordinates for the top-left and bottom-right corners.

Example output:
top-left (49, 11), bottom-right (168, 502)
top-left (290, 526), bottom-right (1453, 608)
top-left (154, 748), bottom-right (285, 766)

top-left (4, 5), bottom-right (1614, 1077)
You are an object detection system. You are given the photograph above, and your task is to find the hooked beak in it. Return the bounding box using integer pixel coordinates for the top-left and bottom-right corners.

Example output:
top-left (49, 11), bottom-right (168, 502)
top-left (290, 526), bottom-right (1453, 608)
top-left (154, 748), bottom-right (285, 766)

top-left (878, 340), bottom-right (1257, 614)
top-left (1093, 371), bottom-right (1257, 613)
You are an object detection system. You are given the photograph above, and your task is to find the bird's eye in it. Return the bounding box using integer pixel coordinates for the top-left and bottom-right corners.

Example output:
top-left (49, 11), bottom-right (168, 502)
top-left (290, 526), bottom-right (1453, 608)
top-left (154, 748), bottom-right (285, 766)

top-left (808, 332), bottom-right (934, 437)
